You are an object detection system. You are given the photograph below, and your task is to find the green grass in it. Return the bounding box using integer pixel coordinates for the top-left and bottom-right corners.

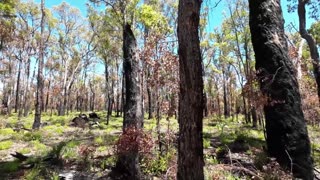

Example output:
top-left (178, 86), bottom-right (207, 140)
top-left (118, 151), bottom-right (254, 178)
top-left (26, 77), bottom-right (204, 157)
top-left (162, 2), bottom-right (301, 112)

top-left (0, 111), bottom-right (319, 179)
top-left (0, 140), bottom-right (13, 150)
top-left (94, 136), bottom-right (104, 145)
top-left (23, 131), bottom-right (43, 142)
top-left (0, 128), bottom-right (16, 136)
top-left (31, 140), bottom-right (48, 154)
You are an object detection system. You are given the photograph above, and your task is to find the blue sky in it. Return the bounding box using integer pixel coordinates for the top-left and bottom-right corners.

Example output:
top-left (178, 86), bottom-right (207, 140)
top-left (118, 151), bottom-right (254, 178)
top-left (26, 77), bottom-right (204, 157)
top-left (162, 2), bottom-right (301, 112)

top-left (34, 0), bottom-right (313, 31)
top-left (35, 0), bottom-right (311, 31)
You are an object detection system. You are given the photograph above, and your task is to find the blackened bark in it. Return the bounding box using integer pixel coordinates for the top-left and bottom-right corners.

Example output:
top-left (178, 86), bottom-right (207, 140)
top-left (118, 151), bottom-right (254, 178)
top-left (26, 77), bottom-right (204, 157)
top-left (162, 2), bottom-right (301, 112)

top-left (33, 0), bottom-right (45, 129)
top-left (298, 0), bottom-right (320, 103)
top-left (249, 0), bottom-right (314, 179)
top-left (177, 0), bottom-right (204, 179)
top-left (114, 23), bottom-right (143, 180)
top-left (147, 86), bottom-right (153, 119)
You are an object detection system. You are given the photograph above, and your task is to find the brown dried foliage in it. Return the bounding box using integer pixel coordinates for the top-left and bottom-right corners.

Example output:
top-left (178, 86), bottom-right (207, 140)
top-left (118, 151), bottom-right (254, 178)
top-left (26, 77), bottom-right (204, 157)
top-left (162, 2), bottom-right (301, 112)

top-left (115, 126), bottom-right (154, 156)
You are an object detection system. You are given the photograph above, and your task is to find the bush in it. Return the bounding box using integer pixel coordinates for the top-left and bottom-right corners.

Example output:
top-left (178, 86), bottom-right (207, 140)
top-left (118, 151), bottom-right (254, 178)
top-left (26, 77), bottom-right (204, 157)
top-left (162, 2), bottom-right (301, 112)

top-left (141, 150), bottom-right (175, 175)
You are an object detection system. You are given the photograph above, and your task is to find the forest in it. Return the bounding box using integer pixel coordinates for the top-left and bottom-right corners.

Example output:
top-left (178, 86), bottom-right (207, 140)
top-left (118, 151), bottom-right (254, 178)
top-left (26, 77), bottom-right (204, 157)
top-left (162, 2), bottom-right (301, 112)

top-left (0, 0), bottom-right (320, 179)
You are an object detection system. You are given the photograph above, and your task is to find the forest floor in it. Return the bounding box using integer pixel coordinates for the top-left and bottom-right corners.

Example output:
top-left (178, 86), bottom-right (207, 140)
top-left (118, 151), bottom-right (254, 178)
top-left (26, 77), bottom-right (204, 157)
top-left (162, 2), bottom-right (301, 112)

top-left (0, 112), bottom-right (319, 180)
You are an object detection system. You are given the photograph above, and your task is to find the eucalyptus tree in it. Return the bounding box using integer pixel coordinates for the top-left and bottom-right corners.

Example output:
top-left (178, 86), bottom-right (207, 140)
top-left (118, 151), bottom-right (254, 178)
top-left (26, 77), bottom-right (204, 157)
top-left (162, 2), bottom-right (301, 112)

top-left (177, 0), bottom-right (204, 179)
top-left (89, 0), bottom-right (144, 178)
top-left (33, 0), bottom-right (45, 129)
top-left (88, 6), bottom-right (121, 124)
top-left (298, 0), bottom-right (320, 103)
top-left (225, 0), bottom-right (259, 126)
top-left (249, 0), bottom-right (314, 178)
top-left (53, 2), bottom-right (89, 116)
top-left (0, 0), bottom-right (15, 50)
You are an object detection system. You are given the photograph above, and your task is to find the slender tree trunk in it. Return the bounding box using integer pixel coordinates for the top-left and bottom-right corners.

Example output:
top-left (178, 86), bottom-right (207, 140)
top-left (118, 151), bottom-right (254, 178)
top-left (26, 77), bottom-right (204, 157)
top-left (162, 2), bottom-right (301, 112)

top-left (104, 57), bottom-right (110, 123)
top-left (45, 80), bottom-right (50, 112)
top-left (298, 0), bottom-right (320, 103)
top-left (251, 106), bottom-right (257, 128)
top-left (33, 0), bottom-right (45, 129)
top-left (177, 0), bottom-right (204, 179)
top-left (107, 79), bottom-right (114, 125)
top-left (249, 0), bottom-right (314, 178)
top-left (216, 84), bottom-right (221, 119)
top-left (121, 72), bottom-right (125, 117)
top-left (23, 59), bottom-right (31, 117)
top-left (223, 71), bottom-right (230, 118)
top-left (114, 23), bottom-right (143, 180)
top-left (15, 60), bottom-right (22, 113)
top-left (147, 86), bottom-right (153, 119)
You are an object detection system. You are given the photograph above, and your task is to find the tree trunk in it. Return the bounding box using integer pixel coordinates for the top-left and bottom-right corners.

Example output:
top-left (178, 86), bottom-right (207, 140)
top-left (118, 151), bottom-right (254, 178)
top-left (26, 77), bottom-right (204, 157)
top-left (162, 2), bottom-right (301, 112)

top-left (104, 57), bottom-right (110, 124)
top-left (114, 23), bottom-right (143, 180)
top-left (23, 58), bottom-right (31, 117)
top-left (45, 80), bottom-right (50, 112)
top-left (177, 0), bottom-right (204, 179)
top-left (249, 0), bottom-right (314, 178)
top-left (251, 106), bottom-right (257, 128)
top-left (121, 71), bottom-right (125, 117)
top-left (33, 0), bottom-right (45, 129)
top-left (107, 79), bottom-right (114, 125)
top-left (298, 0), bottom-right (320, 103)
top-left (223, 71), bottom-right (230, 118)
top-left (15, 60), bottom-right (22, 113)
top-left (147, 86), bottom-right (153, 119)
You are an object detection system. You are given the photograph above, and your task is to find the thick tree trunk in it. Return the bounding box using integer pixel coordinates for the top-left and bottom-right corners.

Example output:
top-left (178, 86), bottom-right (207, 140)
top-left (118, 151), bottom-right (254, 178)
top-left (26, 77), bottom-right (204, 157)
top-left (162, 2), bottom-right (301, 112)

top-left (177, 0), bottom-right (204, 179)
top-left (249, 0), bottom-right (314, 179)
top-left (298, 0), bottom-right (320, 103)
top-left (114, 23), bottom-right (143, 180)
top-left (33, 0), bottom-right (45, 129)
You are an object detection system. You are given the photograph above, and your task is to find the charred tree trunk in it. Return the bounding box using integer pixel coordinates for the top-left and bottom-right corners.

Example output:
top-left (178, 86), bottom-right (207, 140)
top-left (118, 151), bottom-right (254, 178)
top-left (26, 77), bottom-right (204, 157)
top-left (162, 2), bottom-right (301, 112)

top-left (249, 0), bottom-right (314, 179)
top-left (147, 85), bottom-right (153, 119)
top-left (177, 0), bottom-right (204, 179)
top-left (114, 23), bottom-right (143, 180)
top-left (33, 0), bottom-right (45, 129)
